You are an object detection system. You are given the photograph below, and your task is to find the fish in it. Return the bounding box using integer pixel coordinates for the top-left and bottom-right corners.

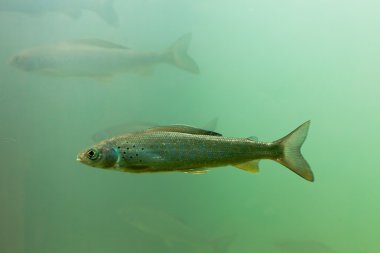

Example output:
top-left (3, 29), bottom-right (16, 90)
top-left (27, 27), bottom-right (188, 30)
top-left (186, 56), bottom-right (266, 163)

top-left (9, 33), bottom-right (199, 79)
top-left (275, 240), bottom-right (368, 253)
top-left (118, 206), bottom-right (234, 253)
top-left (77, 121), bottom-right (314, 182)
top-left (0, 0), bottom-right (118, 26)
top-left (0, 137), bottom-right (17, 144)
top-left (274, 240), bottom-right (339, 253)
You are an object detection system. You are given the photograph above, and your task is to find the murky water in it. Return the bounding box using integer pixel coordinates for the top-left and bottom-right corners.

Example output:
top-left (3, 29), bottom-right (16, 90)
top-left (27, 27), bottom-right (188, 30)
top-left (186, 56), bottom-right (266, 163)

top-left (1, 1), bottom-right (379, 253)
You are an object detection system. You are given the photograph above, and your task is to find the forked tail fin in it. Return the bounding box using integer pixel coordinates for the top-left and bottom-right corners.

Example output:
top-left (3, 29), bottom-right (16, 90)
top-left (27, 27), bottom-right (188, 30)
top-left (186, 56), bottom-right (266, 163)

top-left (165, 33), bottom-right (200, 74)
top-left (275, 121), bottom-right (314, 182)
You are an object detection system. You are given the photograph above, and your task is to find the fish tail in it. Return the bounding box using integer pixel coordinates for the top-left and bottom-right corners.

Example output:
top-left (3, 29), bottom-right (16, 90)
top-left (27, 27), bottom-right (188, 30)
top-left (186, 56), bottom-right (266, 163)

top-left (94, 0), bottom-right (119, 26)
top-left (165, 33), bottom-right (200, 74)
top-left (274, 121), bottom-right (314, 182)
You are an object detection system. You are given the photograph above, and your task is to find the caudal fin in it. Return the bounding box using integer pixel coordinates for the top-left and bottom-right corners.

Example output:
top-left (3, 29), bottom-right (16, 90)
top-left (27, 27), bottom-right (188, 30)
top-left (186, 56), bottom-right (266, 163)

top-left (275, 121), bottom-right (314, 182)
top-left (165, 33), bottom-right (200, 74)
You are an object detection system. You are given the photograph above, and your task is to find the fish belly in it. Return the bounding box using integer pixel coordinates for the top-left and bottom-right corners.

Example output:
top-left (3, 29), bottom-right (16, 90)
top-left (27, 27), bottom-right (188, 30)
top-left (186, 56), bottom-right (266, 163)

top-left (45, 50), bottom-right (128, 77)
top-left (38, 49), bottom-right (160, 77)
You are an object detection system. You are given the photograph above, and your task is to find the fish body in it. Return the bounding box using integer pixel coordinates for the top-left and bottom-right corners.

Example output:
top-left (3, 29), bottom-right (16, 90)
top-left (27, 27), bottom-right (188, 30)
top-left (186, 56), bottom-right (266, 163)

top-left (0, 0), bottom-right (118, 26)
top-left (77, 121), bottom-right (314, 181)
top-left (9, 34), bottom-right (199, 78)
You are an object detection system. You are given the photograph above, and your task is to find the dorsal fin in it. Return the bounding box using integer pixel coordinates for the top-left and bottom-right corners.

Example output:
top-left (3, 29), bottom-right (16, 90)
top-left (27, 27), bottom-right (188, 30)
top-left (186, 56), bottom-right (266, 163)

top-left (144, 125), bottom-right (222, 136)
top-left (247, 136), bottom-right (258, 141)
top-left (70, 39), bottom-right (128, 49)
top-left (92, 122), bottom-right (221, 142)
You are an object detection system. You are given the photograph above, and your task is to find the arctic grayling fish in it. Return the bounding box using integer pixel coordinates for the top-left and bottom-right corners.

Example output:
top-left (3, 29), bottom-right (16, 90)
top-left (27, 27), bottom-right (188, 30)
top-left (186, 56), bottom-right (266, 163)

top-left (9, 33), bottom-right (199, 79)
top-left (77, 121), bottom-right (314, 182)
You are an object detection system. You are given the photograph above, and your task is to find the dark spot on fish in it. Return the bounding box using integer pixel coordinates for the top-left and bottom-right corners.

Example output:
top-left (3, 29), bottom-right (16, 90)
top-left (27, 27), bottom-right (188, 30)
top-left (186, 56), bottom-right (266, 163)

top-left (127, 147), bottom-right (130, 150)
top-left (139, 160), bottom-right (142, 162)
top-left (133, 145), bottom-right (136, 148)
top-left (141, 148), bottom-right (144, 150)
top-left (117, 146), bottom-right (120, 149)
top-left (130, 156), bottom-right (133, 159)
top-left (123, 151), bottom-right (126, 154)
top-left (135, 154), bottom-right (138, 156)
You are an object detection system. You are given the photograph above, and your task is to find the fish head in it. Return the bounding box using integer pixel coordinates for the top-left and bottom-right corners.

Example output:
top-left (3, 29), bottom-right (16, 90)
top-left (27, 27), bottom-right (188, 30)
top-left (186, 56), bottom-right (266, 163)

top-left (8, 53), bottom-right (41, 71)
top-left (77, 142), bottom-right (119, 169)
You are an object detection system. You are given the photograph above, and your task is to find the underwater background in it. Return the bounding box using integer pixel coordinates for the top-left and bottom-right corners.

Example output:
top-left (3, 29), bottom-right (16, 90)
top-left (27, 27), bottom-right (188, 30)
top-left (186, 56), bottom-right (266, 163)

top-left (1, 0), bottom-right (379, 252)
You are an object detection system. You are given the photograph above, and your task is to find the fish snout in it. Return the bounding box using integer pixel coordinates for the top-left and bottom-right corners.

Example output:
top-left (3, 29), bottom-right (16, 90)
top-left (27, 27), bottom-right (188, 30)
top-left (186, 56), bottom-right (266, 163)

top-left (8, 54), bottom-right (37, 71)
top-left (76, 152), bottom-right (85, 163)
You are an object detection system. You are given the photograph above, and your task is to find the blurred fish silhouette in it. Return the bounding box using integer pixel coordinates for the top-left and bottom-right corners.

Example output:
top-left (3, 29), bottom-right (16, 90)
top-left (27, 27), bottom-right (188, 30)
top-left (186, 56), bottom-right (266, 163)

top-left (0, 0), bottom-right (118, 26)
top-left (0, 138), bottom-right (16, 144)
top-left (119, 206), bottom-right (234, 253)
top-left (0, 88), bottom-right (4, 102)
top-left (275, 240), bottom-right (339, 253)
top-left (9, 33), bottom-right (199, 80)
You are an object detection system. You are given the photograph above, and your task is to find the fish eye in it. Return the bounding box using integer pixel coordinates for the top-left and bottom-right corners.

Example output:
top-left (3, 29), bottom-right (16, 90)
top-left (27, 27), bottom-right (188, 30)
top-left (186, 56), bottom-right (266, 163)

top-left (86, 148), bottom-right (99, 160)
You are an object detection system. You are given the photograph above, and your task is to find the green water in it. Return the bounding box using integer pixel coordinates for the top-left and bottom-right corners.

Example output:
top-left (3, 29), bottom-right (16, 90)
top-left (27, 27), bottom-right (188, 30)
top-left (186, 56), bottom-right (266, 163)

top-left (1, 1), bottom-right (379, 252)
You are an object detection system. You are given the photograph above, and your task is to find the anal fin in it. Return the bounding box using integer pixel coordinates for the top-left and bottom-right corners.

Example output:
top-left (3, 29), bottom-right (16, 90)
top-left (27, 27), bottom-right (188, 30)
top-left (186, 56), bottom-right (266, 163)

top-left (234, 160), bottom-right (260, 173)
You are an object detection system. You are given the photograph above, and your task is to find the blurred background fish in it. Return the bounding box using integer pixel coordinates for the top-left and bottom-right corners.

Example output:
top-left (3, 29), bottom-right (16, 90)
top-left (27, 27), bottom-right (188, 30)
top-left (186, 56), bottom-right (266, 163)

top-left (275, 240), bottom-right (339, 253)
top-left (0, 0), bottom-right (118, 26)
top-left (9, 33), bottom-right (199, 80)
top-left (0, 137), bottom-right (16, 144)
top-left (118, 205), bottom-right (234, 253)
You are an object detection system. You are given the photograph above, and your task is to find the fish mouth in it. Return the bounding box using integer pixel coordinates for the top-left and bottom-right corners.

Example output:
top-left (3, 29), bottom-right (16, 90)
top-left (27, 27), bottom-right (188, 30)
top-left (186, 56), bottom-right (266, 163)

top-left (76, 154), bottom-right (83, 162)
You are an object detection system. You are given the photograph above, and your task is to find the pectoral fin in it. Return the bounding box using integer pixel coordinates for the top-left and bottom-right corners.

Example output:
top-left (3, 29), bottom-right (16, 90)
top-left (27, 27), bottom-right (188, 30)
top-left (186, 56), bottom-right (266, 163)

top-left (234, 160), bottom-right (260, 173)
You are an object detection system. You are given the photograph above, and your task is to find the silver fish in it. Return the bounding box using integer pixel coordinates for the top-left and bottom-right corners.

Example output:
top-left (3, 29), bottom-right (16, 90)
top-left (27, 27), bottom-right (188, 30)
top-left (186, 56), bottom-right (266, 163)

top-left (9, 33), bottom-right (199, 79)
top-left (0, 0), bottom-right (118, 26)
top-left (77, 121), bottom-right (314, 182)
